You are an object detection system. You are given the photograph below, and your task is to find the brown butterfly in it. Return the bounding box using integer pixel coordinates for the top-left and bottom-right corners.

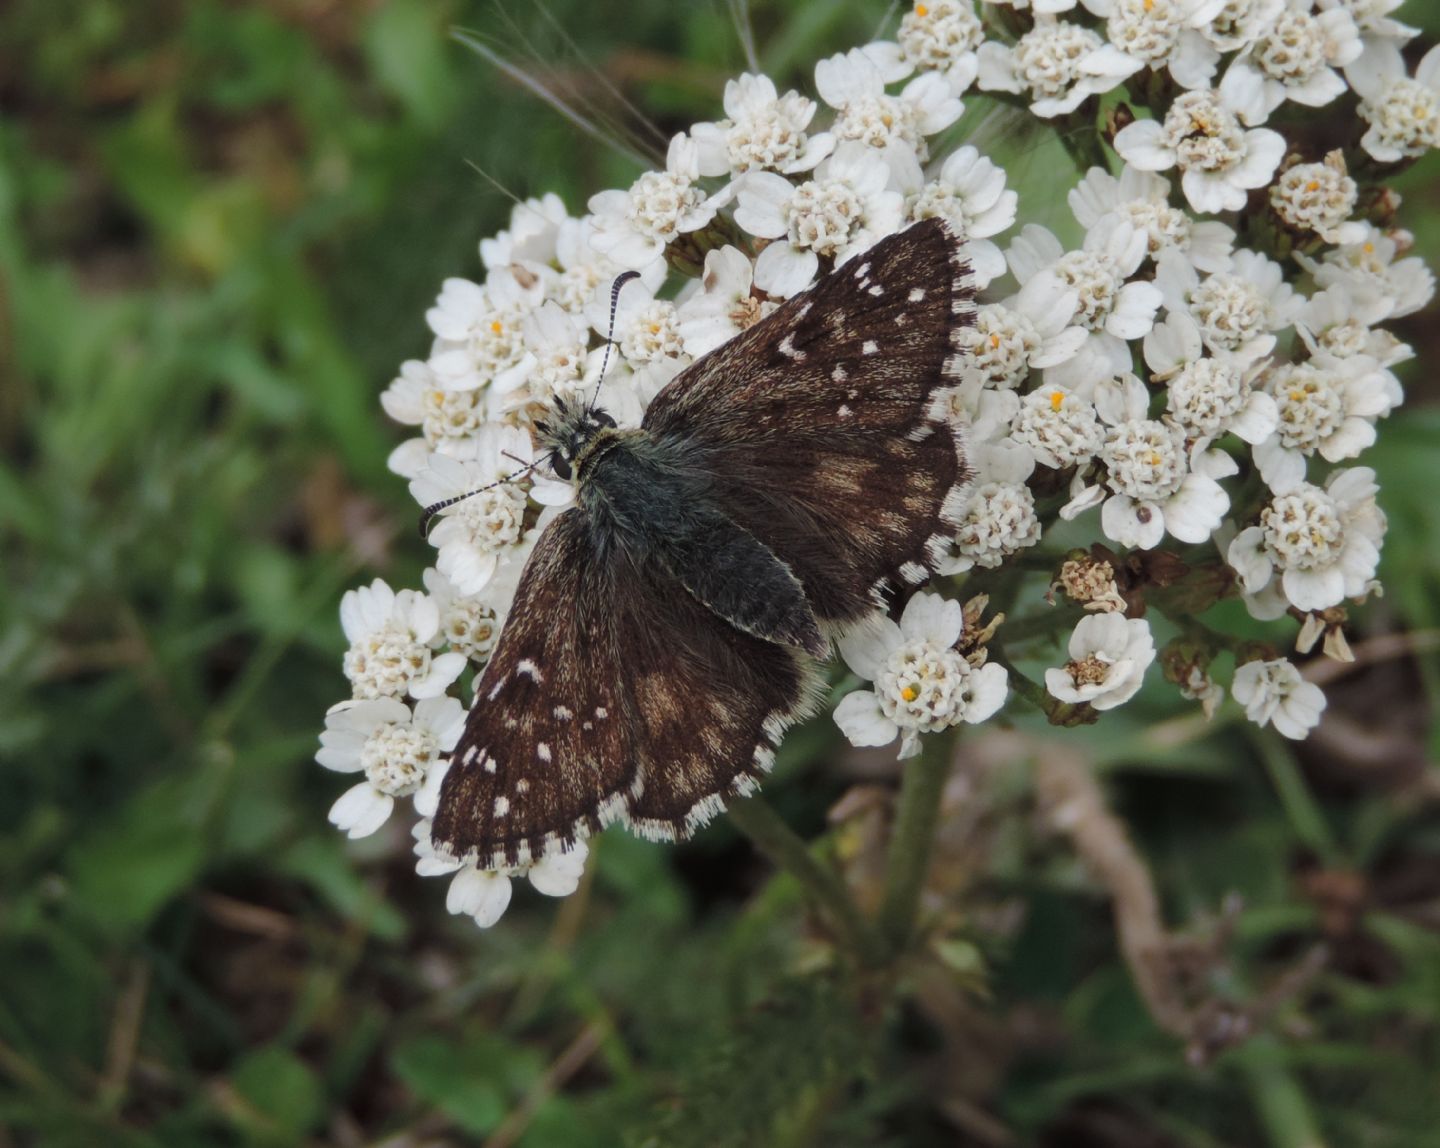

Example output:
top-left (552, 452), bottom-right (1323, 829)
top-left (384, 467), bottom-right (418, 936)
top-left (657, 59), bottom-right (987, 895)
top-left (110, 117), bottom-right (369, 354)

top-left (429, 217), bottom-right (976, 870)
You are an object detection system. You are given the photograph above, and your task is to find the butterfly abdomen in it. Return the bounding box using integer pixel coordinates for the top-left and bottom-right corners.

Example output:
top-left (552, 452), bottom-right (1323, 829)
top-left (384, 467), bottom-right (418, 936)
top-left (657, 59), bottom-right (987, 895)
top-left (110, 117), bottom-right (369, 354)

top-left (579, 432), bottom-right (827, 657)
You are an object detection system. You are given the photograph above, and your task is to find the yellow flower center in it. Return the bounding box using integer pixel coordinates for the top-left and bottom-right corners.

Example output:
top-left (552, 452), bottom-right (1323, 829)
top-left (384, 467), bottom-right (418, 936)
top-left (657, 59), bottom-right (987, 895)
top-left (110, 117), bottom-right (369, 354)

top-left (490, 320), bottom-right (504, 335)
top-left (1050, 390), bottom-right (1066, 412)
top-left (901, 685), bottom-right (919, 702)
top-left (915, 2), bottom-right (928, 15)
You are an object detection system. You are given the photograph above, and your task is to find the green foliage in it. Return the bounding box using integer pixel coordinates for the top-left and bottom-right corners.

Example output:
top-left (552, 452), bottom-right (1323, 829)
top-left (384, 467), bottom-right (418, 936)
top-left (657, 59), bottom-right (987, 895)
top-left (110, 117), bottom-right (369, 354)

top-left (1, 1), bottom-right (1439, 1146)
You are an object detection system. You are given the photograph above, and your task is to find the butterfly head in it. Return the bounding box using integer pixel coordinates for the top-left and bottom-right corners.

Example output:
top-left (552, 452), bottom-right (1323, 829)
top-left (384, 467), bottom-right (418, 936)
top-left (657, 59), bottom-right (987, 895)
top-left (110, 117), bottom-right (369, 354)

top-left (533, 396), bottom-right (618, 481)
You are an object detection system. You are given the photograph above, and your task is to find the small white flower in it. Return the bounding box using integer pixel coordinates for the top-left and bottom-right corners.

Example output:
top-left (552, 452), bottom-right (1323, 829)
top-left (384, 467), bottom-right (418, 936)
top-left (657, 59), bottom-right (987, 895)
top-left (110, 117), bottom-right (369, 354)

top-left (691, 73), bottom-right (834, 176)
top-left (977, 17), bottom-right (1142, 118)
top-left (897, 0), bottom-right (986, 88)
top-left (501, 301), bottom-right (592, 415)
top-left (480, 193), bottom-right (569, 270)
top-left (1063, 374), bottom-right (1234, 549)
top-left (953, 272), bottom-right (1087, 391)
top-left (319, 695), bottom-right (466, 839)
top-left (340, 579), bottom-right (467, 702)
top-left (382, 359), bottom-right (490, 478)
top-left (423, 566), bottom-right (512, 667)
top-left (1144, 311), bottom-right (1279, 444)
top-left (527, 842), bottom-right (590, 897)
top-left (905, 146), bottom-right (1018, 288)
top-left (981, 0), bottom-right (1086, 9)
top-left (1069, 165), bottom-right (1236, 273)
top-left (1155, 247), bottom-right (1300, 365)
top-left (938, 442), bottom-right (1042, 572)
top-left (547, 215), bottom-right (667, 315)
top-left (1114, 88), bottom-right (1287, 214)
top-left (1202, 0), bottom-right (1287, 53)
top-left (675, 245), bottom-right (779, 357)
top-left (589, 134), bottom-right (721, 269)
top-left (816, 47), bottom-right (965, 176)
top-left (586, 280), bottom-right (689, 403)
top-left (1007, 219), bottom-right (1163, 392)
top-left (1220, 1), bottom-right (1363, 125)
top-left (1252, 354), bottom-right (1396, 491)
top-left (1010, 384), bottom-right (1106, 470)
top-left (834, 593), bottom-right (1008, 759)
top-left (1268, 152), bottom-right (1366, 244)
top-left (445, 864), bottom-right (514, 927)
top-left (1178, 663), bottom-right (1225, 718)
top-left (1296, 222), bottom-right (1436, 320)
top-left (412, 822), bottom-right (590, 927)
top-left (735, 141), bottom-right (904, 297)
top-left (425, 266), bottom-right (544, 393)
top-left (1232, 658), bottom-right (1327, 738)
top-left (409, 425), bottom-right (536, 596)
top-left (1227, 466), bottom-right (1386, 611)
top-left (1296, 284), bottom-right (1412, 366)
top-left (1045, 614), bottom-right (1157, 711)
top-left (1086, 0), bottom-right (1225, 90)
top-left (1320, 0), bottom-right (1418, 53)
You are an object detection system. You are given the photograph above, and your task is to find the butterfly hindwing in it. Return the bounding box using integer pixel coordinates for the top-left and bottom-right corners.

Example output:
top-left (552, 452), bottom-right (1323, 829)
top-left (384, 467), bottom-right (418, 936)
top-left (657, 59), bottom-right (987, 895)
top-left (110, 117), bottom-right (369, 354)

top-left (642, 218), bottom-right (975, 624)
top-left (431, 510), bottom-right (638, 870)
top-left (613, 551), bottom-right (824, 840)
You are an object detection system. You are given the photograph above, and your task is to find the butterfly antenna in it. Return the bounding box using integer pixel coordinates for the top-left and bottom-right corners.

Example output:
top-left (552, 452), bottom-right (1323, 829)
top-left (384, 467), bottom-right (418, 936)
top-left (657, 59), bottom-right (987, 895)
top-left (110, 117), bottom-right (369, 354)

top-left (417, 455), bottom-right (549, 540)
top-left (583, 270), bottom-right (641, 417)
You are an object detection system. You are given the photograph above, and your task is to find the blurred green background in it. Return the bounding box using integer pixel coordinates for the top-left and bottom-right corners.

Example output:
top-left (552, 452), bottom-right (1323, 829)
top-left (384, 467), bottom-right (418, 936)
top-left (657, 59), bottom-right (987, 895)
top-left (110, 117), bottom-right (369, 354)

top-left (3, 2), bottom-right (1440, 1146)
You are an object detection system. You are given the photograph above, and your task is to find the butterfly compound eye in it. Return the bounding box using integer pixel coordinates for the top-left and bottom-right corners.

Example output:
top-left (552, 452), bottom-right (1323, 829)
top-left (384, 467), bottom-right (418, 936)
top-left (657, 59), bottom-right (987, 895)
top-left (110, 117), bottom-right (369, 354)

top-left (551, 455), bottom-right (572, 480)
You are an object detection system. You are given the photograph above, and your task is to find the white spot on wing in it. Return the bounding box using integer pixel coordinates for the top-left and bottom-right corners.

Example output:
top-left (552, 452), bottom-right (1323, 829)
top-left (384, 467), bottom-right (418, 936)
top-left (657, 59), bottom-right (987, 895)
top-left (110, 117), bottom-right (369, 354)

top-left (494, 796), bottom-right (510, 817)
top-left (595, 706), bottom-right (608, 719)
top-left (831, 364), bottom-right (848, 383)
top-left (900, 560), bottom-right (928, 585)
top-left (537, 742), bottom-right (552, 763)
top-left (517, 659), bottom-right (542, 682)
top-left (862, 340), bottom-right (878, 355)
top-left (867, 284), bottom-right (884, 297)
top-left (553, 705), bottom-right (573, 721)
top-left (838, 405), bottom-right (853, 419)
top-left (908, 287), bottom-right (926, 302)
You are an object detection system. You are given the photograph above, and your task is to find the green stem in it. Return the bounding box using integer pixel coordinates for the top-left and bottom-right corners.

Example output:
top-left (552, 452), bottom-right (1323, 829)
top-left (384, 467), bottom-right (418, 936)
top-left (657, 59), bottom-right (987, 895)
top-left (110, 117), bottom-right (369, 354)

top-left (987, 647), bottom-right (1050, 712)
top-left (996, 603), bottom-right (1085, 646)
top-left (727, 796), bottom-right (884, 966)
top-left (877, 726), bottom-right (958, 959)
top-left (1252, 730), bottom-right (1343, 868)
top-left (1234, 1037), bottom-right (1329, 1148)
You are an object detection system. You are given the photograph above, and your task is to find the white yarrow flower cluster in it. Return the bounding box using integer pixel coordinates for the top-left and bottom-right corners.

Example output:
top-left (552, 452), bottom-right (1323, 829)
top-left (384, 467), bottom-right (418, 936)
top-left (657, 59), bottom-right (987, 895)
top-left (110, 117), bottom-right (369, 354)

top-left (321, 1), bottom-right (1437, 928)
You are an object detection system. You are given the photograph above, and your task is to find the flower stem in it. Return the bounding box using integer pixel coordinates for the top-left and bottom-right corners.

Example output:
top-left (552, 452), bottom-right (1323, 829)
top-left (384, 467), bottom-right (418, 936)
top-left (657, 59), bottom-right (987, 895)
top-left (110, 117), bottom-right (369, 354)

top-left (727, 795), bottom-right (885, 965)
top-left (877, 726), bottom-right (958, 959)
top-left (1233, 1037), bottom-right (1329, 1148)
top-left (1252, 730), bottom-right (1344, 869)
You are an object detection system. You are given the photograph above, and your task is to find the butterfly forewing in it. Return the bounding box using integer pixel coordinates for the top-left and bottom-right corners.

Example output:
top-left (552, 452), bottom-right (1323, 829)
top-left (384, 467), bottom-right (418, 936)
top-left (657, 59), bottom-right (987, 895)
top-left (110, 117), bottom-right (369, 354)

top-left (431, 511), bottom-right (638, 869)
top-left (642, 217), bottom-right (976, 623)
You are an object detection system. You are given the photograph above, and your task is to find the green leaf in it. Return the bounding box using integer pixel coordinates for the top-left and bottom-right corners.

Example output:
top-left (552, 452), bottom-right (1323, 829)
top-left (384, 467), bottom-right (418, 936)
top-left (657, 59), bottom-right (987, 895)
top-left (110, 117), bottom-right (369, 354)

top-left (274, 836), bottom-right (406, 942)
top-left (230, 1046), bottom-right (326, 1140)
top-left (390, 1034), bottom-right (520, 1135)
top-left (64, 779), bottom-right (207, 934)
